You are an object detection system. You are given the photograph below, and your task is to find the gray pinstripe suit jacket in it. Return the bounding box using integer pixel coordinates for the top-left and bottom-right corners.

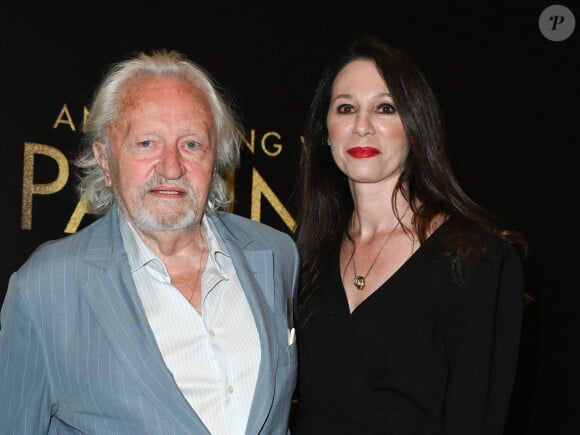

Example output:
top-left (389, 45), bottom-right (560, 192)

top-left (0, 205), bottom-right (299, 434)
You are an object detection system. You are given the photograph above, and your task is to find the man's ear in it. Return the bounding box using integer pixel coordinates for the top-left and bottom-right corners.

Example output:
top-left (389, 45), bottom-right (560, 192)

top-left (93, 142), bottom-right (112, 186)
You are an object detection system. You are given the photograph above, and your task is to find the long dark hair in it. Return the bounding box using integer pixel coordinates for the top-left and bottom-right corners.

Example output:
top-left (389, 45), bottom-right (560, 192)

top-left (293, 36), bottom-right (526, 315)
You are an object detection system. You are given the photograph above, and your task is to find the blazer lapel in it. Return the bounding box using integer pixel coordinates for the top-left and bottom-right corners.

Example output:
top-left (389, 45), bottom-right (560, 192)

top-left (210, 215), bottom-right (278, 433)
top-left (79, 208), bottom-right (208, 433)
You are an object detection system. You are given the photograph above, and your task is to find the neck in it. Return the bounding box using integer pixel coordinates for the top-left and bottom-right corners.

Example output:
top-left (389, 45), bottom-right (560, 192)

top-left (138, 224), bottom-right (205, 259)
top-left (351, 204), bottom-right (409, 241)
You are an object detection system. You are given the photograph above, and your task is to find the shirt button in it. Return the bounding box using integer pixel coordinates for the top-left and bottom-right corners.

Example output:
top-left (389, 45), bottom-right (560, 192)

top-left (208, 329), bottom-right (215, 337)
top-left (227, 385), bottom-right (234, 394)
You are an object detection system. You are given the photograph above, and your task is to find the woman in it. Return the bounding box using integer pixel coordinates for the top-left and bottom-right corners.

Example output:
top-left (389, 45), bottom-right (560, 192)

top-left (290, 36), bottom-right (527, 434)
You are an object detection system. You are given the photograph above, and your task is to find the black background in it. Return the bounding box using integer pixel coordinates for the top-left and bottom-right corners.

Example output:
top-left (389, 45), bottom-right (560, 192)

top-left (2, 2), bottom-right (578, 433)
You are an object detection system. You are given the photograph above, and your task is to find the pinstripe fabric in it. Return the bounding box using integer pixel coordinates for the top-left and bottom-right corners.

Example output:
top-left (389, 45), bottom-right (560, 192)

top-left (121, 215), bottom-right (261, 434)
top-left (0, 205), bottom-right (299, 434)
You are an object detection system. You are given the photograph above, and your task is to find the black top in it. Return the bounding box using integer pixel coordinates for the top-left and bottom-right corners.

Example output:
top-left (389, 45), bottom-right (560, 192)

top-left (290, 221), bottom-right (524, 434)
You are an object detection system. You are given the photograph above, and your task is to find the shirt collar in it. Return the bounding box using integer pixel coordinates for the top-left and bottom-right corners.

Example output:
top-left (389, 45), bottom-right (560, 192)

top-left (203, 215), bottom-right (230, 274)
top-left (118, 209), bottom-right (161, 273)
top-left (119, 209), bottom-right (230, 274)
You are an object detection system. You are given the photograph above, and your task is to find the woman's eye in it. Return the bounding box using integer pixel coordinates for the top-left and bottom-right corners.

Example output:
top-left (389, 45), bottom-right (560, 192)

top-left (336, 104), bottom-right (354, 113)
top-left (378, 103), bottom-right (396, 114)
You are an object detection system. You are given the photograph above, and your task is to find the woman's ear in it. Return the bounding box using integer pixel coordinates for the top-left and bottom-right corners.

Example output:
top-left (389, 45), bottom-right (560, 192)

top-left (93, 142), bottom-right (112, 186)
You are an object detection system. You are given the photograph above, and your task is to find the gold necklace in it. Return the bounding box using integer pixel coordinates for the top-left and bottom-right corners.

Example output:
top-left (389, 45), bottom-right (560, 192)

top-left (351, 209), bottom-right (408, 291)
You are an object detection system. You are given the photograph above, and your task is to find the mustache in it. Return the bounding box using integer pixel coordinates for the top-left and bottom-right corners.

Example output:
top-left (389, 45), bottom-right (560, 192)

top-left (144, 175), bottom-right (194, 195)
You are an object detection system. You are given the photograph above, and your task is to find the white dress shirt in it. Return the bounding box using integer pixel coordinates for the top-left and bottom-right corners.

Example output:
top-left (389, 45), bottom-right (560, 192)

top-left (120, 213), bottom-right (261, 434)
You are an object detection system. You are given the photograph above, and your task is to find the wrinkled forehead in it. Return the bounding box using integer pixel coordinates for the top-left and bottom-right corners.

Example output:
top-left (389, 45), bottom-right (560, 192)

top-left (119, 74), bottom-right (212, 113)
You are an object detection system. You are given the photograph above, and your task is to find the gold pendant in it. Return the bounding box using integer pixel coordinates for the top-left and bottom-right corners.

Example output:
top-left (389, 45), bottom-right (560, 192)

top-left (353, 276), bottom-right (365, 291)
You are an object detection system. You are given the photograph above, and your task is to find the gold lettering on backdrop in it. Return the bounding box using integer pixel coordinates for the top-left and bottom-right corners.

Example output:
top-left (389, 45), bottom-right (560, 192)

top-left (242, 129), bottom-right (256, 153)
top-left (251, 168), bottom-right (296, 232)
top-left (19, 123), bottom-right (297, 232)
top-left (21, 143), bottom-right (69, 230)
top-left (52, 104), bottom-right (76, 131)
top-left (241, 129), bottom-right (284, 157)
top-left (83, 106), bottom-right (90, 129)
top-left (261, 131), bottom-right (282, 157)
top-left (225, 168), bottom-right (235, 213)
top-left (64, 192), bottom-right (91, 234)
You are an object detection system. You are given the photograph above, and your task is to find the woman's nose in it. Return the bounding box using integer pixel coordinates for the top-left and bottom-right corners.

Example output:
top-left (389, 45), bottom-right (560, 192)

top-left (352, 113), bottom-right (376, 136)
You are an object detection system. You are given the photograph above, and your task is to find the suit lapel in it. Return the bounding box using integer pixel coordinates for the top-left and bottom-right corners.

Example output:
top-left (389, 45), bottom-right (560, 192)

top-left (210, 215), bottom-right (278, 433)
top-left (80, 209), bottom-right (279, 433)
top-left (79, 208), bottom-right (208, 433)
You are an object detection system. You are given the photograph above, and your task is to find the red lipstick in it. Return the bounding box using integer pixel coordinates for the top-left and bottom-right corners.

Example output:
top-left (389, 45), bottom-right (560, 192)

top-left (347, 147), bottom-right (380, 158)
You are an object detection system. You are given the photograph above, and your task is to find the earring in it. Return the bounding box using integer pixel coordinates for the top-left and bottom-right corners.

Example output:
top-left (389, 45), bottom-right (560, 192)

top-left (327, 138), bottom-right (332, 146)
